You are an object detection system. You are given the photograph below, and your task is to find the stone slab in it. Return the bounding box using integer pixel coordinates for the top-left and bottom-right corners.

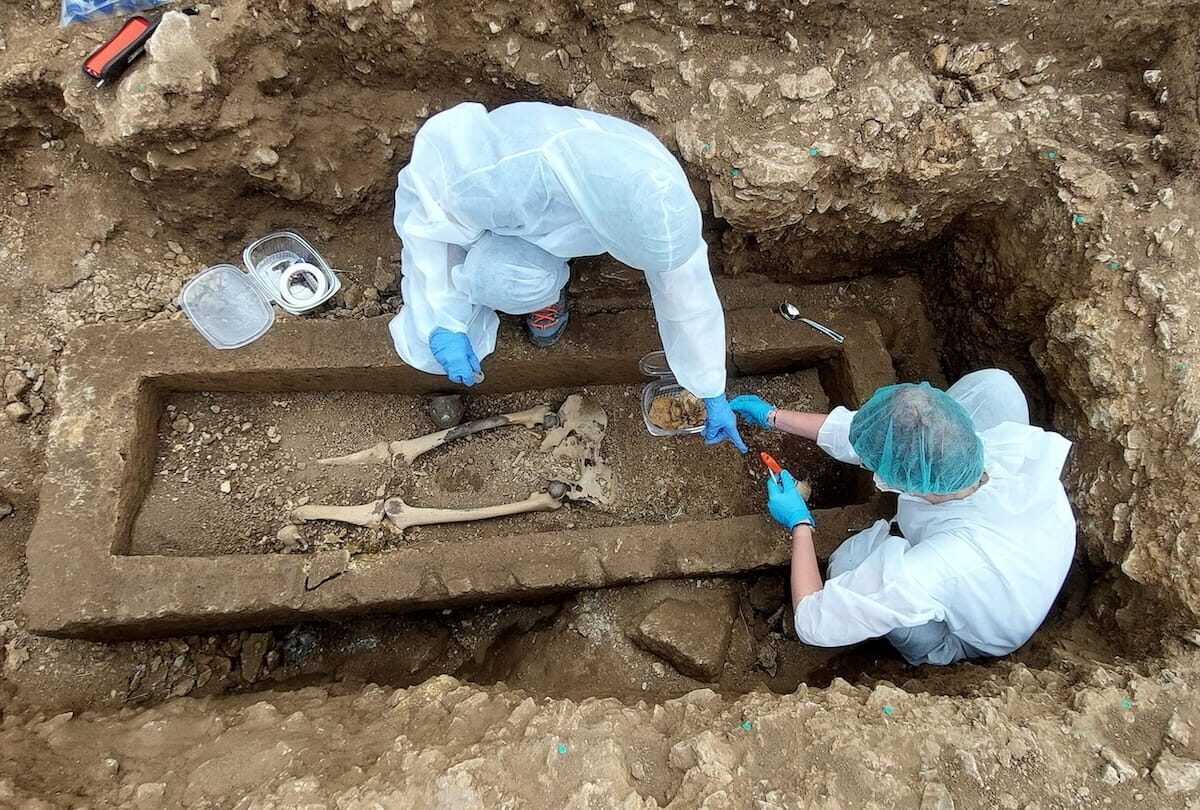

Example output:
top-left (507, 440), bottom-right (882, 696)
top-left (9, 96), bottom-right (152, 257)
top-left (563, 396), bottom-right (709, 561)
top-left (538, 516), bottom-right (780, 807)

top-left (23, 306), bottom-right (894, 639)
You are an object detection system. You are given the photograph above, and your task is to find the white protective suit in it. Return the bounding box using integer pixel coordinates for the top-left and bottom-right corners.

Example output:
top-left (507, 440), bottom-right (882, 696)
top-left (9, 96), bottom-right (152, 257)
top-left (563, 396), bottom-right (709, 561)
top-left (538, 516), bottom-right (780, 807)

top-left (388, 101), bottom-right (727, 398)
top-left (794, 369), bottom-right (1076, 665)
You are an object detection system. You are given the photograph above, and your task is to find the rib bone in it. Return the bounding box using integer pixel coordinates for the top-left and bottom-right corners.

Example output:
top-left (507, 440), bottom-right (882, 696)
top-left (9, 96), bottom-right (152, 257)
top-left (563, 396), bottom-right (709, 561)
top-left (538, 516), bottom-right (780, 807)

top-left (317, 405), bottom-right (554, 467)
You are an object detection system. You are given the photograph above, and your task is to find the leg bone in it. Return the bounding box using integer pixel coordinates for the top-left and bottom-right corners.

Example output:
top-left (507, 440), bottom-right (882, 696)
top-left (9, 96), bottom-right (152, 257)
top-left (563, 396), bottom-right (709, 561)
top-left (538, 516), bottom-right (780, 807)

top-left (317, 405), bottom-right (554, 467)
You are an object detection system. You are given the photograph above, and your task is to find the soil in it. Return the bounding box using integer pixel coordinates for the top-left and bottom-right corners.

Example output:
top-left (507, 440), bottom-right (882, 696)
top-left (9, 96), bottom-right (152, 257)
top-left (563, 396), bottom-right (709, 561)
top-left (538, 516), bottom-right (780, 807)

top-left (131, 370), bottom-right (837, 556)
top-left (2, 0), bottom-right (1200, 805)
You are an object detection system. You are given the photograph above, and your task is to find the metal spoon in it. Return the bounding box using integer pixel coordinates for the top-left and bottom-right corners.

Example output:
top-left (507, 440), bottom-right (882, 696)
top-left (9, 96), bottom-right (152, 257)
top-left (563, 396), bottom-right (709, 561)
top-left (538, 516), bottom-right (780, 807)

top-left (777, 301), bottom-right (845, 343)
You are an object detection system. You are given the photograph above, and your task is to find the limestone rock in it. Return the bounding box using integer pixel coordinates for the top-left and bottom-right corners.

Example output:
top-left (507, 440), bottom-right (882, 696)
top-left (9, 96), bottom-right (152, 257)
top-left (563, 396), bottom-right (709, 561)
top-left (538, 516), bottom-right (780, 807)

top-left (629, 589), bottom-right (737, 680)
top-left (1152, 751), bottom-right (1200, 793)
top-left (3, 370), bottom-right (28, 403)
top-left (777, 67), bottom-right (835, 101)
top-left (4, 402), bottom-right (31, 423)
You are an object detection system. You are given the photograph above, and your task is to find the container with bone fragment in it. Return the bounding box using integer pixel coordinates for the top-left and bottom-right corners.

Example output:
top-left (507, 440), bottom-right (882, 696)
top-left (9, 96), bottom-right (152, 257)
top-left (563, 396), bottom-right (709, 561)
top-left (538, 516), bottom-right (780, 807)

top-left (639, 350), bottom-right (706, 436)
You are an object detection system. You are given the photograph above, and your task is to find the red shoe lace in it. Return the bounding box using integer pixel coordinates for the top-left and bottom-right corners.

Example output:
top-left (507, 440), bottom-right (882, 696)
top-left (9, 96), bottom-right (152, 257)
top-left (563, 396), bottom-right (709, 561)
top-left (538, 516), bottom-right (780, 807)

top-left (528, 302), bottom-right (563, 329)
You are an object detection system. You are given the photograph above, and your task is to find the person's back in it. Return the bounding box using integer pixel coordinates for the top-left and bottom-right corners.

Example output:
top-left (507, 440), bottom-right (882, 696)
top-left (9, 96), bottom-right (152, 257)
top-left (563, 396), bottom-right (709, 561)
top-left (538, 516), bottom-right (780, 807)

top-left (758, 369), bottom-right (1078, 665)
top-left (890, 419), bottom-right (1075, 658)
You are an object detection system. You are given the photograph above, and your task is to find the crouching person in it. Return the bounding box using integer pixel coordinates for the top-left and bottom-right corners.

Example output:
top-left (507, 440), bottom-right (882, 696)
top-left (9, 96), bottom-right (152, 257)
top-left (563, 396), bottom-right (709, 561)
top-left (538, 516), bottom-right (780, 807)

top-left (736, 370), bottom-right (1076, 665)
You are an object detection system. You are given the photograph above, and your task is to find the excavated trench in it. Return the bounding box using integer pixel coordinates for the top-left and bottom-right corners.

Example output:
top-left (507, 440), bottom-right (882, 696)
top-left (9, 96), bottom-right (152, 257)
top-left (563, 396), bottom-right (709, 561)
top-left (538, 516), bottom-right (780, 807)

top-left (1, 0), bottom-right (1186, 733)
top-left (39, 199), bottom-right (1157, 704)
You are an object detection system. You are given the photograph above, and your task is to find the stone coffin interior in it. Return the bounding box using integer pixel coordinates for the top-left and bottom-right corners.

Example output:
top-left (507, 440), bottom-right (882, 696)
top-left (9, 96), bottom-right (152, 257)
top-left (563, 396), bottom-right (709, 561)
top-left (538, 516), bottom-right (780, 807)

top-left (24, 309), bottom-right (894, 638)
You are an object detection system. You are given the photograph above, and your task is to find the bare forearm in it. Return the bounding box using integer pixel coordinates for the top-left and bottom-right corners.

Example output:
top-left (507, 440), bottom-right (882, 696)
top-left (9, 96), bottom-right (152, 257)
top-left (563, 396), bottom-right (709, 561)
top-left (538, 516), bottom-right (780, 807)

top-left (790, 525), bottom-right (823, 606)
top-left (769, 410), bottom-right (828, 441)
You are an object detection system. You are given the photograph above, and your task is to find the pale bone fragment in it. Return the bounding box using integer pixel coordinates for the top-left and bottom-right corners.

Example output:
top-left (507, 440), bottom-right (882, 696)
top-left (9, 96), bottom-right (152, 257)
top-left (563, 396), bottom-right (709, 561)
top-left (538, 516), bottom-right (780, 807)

top-left (541, 394), bottom-right (613, 506)
top-left (292, 490), bottom-right (562, 533)
top-left (317, 405), bottom-right (555, 466)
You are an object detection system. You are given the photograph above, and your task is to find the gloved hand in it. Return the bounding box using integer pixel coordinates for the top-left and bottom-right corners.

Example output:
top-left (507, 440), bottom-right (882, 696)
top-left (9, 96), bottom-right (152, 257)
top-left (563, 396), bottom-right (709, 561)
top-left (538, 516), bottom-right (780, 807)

top-left (428, 327), bottom-right (481, 386)
top-left (702, 395), bottom-right (749, 453)
top-left (730, 394), bottom-right (776, 428)
top-left (766, 469), bottom-right (813, 530)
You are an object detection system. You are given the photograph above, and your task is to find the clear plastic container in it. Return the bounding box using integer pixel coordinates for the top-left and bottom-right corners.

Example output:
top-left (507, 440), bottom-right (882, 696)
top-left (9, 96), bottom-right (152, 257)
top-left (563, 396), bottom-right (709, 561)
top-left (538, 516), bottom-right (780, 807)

top-left (243, 231), bottom-right (340, 316)
top-left (179, 264), bottom-right (276, 349)
top-left (640, 350), bottom-right (705, 437)
top-left (180, 231), bottom-right (340, 349)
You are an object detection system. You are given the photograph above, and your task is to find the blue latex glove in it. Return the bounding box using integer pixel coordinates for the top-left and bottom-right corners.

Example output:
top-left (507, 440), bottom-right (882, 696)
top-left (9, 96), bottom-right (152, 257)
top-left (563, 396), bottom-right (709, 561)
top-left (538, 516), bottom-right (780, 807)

top-left (428, 327), bottom-right (481, 386)
top-left (730, 394), bottom-right (776, 428)
top-left (702, 395), bottom-right (748, 453)
top-left (766, 469), bottom-right (814, 530)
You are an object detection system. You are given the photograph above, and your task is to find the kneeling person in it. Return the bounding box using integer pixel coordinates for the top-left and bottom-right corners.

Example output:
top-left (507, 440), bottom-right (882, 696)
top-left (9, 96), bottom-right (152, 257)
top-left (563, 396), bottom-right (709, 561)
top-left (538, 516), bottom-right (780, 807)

top-left (735, 370), bottom-right (1076, 665)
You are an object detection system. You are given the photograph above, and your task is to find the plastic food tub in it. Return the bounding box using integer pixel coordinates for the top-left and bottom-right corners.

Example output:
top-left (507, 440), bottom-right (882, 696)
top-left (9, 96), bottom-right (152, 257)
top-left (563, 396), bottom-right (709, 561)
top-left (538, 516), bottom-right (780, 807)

top-left (640, 350), bottom-right (705, 437)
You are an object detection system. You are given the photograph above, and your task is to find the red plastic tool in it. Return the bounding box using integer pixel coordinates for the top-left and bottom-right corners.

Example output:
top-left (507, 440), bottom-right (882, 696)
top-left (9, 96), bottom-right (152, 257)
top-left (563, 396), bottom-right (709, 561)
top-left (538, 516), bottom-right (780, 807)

top-left (82, 15), bottom-right (159, 87)
top-left (760, 451), bottom-right (783, 485)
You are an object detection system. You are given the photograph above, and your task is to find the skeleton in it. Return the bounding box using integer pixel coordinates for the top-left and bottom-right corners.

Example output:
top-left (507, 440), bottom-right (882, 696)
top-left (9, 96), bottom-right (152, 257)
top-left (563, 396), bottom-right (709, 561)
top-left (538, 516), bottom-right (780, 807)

top-left (289, 394), bottom-right (611, 536)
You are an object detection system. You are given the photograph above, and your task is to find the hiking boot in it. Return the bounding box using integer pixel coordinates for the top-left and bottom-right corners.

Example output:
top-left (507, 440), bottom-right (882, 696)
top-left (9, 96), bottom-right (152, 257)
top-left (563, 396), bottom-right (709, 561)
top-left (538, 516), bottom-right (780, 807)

top-left (525, 290), bottom-right (569, 347)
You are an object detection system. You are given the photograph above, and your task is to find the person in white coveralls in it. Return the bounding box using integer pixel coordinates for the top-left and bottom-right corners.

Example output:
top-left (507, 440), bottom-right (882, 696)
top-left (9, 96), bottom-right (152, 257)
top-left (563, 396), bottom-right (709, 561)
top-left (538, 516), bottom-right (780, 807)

top-left (733, 369), bottom-right (1076, 665)
top-left (388, 100), bottom-right (746, 451)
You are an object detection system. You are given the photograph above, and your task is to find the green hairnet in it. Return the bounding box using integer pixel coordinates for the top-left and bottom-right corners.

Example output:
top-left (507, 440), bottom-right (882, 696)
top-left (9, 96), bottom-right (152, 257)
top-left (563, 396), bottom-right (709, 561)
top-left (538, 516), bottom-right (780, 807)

top-left (848, 382), bottom-right (985, 495)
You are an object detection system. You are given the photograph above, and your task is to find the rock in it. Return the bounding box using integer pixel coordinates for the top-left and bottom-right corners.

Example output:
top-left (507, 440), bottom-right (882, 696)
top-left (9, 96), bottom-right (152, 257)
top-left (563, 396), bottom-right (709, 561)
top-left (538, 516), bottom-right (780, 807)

top-left (777, 67), bottom-right (835, 101)
top-left (966, 70), bottom-right (1001, 94)
top-left (1099, 747), bottom-right (1138, 784)
top-left (171, 416), bottom-right (193, 433)
top-left (0, 503), bottom-right (12, 520)
top-left (1129, 110), bottom-right (1163, 135)
top-left (941, 83), bottom-right (965, 108)
top-left (362, 301), bottom-right (383, 318)
top-left (427, 394), bottom-right (465, 429)
top-left (943, 44), bottom-right (993, 77)
top-left (755, 641), bottom-right (778, 677)
top-left (629, 589), bottom-right (737, 681)
top-left (1143, 69), bottom-right (1164, 89)
top-left (239, 633), bottom-right (272, 682)
top-left (4, 402), bottom-right (32, 424)
top-left (928, 44), bottom-right (951, 74)
top-left (4, 370), bottom-right (28, 402)
top-left (12, 192), bottom-right (28, 207)
top-left (219, 480), bottom-right (232, 494)
top-left (997, 79), bottom-right (1026, 100)
top-left (920, 782), bottom-right (955, 810)
top-left (1152, 751), bottom-right (1200, 793)
top-left (339, 284), bottom-right (363, 310)
top-left (27, 394), bottom-right (45, 417)
top-left (1167, 711), bottom-right (1191, 746)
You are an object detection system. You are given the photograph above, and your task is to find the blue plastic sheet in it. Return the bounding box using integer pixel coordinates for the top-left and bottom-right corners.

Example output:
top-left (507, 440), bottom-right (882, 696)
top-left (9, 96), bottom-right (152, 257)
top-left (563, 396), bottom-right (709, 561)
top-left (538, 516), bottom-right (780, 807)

top-left (61, 0), bottom-right (171, 26)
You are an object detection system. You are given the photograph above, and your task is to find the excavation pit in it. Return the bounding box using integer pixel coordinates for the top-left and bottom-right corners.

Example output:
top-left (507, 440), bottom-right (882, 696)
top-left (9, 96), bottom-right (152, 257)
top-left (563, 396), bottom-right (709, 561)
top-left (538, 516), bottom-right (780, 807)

top-left (24, 307), bottom-right (894, 639)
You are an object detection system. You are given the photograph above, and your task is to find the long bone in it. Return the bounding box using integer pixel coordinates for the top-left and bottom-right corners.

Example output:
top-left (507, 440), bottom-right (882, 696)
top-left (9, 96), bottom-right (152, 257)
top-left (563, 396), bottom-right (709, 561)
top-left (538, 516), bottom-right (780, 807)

top-left (317, 405), bottom-right (556, 467)
top-left (291, 487), bottom-right (565, 533)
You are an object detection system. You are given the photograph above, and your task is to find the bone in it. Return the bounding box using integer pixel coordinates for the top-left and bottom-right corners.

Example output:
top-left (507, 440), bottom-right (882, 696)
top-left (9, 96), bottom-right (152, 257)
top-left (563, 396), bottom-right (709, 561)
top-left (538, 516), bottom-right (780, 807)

top-left (290, 491), bottom-right (562, 533)
top-left (383, 491), bottom-right (562, 531)
top-left (316, 405), bottom-right (554, 467)
top-left (291, 499), bottom-right (388, 527)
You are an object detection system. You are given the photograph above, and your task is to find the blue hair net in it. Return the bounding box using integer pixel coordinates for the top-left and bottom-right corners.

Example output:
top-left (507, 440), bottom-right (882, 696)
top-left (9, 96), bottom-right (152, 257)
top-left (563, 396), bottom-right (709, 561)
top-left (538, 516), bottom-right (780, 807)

top-left (454, 232), bottom-right (568, 314)
top-left (848, 382), bottom-right (985, 495)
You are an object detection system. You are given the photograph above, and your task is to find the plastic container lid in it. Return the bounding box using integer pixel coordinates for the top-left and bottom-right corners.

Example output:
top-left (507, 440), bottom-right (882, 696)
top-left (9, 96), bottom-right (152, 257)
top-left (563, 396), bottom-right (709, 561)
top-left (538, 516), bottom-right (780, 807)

top-left (639, 350), bottom-right (673, 378)
top-left (179, 264), bottom-right (275, 349)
